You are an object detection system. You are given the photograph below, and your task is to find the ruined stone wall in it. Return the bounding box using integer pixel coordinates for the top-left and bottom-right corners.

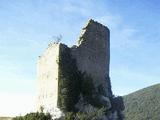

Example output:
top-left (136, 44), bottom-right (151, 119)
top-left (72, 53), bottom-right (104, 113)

top-left (36, 20), bottom-right (117, 119)
top-left (71, 20), bottom-right (111, 97)
top-left (36, 43), bottom-right (62, 118)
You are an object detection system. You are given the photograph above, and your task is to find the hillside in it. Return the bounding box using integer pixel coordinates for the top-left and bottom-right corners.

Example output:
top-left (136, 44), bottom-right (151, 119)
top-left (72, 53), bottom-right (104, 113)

top-left (123, 84), bottom-right (160, 120)
top-left (0, 117), bottom-right (12, 120)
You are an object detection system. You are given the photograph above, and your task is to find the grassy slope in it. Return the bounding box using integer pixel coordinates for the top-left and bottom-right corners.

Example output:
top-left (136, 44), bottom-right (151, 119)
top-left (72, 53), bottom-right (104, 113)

top-left (123, 84), bottom-right (160, 120)
top-left (0, 117), bottom-right (12, 120)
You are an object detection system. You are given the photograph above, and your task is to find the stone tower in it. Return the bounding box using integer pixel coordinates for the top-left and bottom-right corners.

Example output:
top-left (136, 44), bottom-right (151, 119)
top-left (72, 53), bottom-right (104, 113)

top-left (36, 19), bottom-right (118, 119)
top-left (36, 43), bottom-right (62, 118)
top-left (71, 19), bottom-right (111, 97)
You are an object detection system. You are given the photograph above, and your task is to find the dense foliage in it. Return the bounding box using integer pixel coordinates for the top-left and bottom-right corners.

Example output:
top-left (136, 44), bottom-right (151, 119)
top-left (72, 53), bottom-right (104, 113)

top-left (123, 84), bottom-right (160, 120)
top-left (12, 112), bottom-right (52, 120)
top-left (56, 107), bottom-right (106, 120)
top-left (58, 45), bottom-right (100, 112)
top-left (58, 46), bottom-right (81, 112)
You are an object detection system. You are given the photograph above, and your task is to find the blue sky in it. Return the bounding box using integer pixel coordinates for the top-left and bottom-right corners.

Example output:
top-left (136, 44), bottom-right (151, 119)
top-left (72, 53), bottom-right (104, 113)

top-left (0, 0), bottom-right (160, 116)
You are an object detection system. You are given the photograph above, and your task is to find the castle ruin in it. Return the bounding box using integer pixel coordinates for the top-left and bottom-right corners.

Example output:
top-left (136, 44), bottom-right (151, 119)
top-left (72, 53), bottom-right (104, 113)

top-left (36, 19), bottom-right (124, 120)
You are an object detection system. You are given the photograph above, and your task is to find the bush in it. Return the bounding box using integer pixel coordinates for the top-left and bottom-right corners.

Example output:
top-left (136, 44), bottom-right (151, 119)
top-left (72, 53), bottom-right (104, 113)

top-left (12, 112), bottom-right (52, 120)
top-left (57, 107), bottom-right (106, 120)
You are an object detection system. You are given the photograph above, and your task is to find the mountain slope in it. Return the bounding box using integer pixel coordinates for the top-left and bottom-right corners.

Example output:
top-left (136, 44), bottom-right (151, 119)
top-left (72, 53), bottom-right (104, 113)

top-left (123, 84), bottom-right (160, 120)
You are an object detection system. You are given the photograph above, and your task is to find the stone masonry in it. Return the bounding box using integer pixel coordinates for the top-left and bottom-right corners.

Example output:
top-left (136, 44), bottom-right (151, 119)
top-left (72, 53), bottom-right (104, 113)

top-left (36, 19), bottom-right (124, 120)
top-left (71, 19), bottom-right (111, 97)
top-left (36, 43), bottom-right (62, 118)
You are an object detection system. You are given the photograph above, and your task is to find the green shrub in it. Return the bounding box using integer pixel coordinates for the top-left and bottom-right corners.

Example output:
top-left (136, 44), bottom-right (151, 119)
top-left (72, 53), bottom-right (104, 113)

top-left (57, 107), bottom-right (106, 120)
top-left (12, 112), bottom-right (52, 120)
top-left (57, 45), bottom-right (108, 113)
top-left (58, 46), bottom-right (81, 112)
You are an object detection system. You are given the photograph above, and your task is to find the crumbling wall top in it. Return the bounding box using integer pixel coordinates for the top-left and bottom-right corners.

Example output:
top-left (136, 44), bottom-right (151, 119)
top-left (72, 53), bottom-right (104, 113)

top-left (38, 42), bottom-right (60, 59)
top-left (77, 19), bottom-right (109, 46)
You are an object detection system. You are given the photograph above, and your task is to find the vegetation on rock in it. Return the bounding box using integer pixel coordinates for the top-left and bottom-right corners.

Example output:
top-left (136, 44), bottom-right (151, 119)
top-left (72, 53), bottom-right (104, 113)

top-left (56, 107), bottom-right (106, 120)
top-left (58, 46), bottom-right (81, 112)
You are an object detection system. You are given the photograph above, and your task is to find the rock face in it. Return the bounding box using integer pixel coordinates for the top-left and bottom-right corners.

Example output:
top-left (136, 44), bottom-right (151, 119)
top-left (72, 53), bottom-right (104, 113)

top-left (36, 19), bottom-right (124, 120)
